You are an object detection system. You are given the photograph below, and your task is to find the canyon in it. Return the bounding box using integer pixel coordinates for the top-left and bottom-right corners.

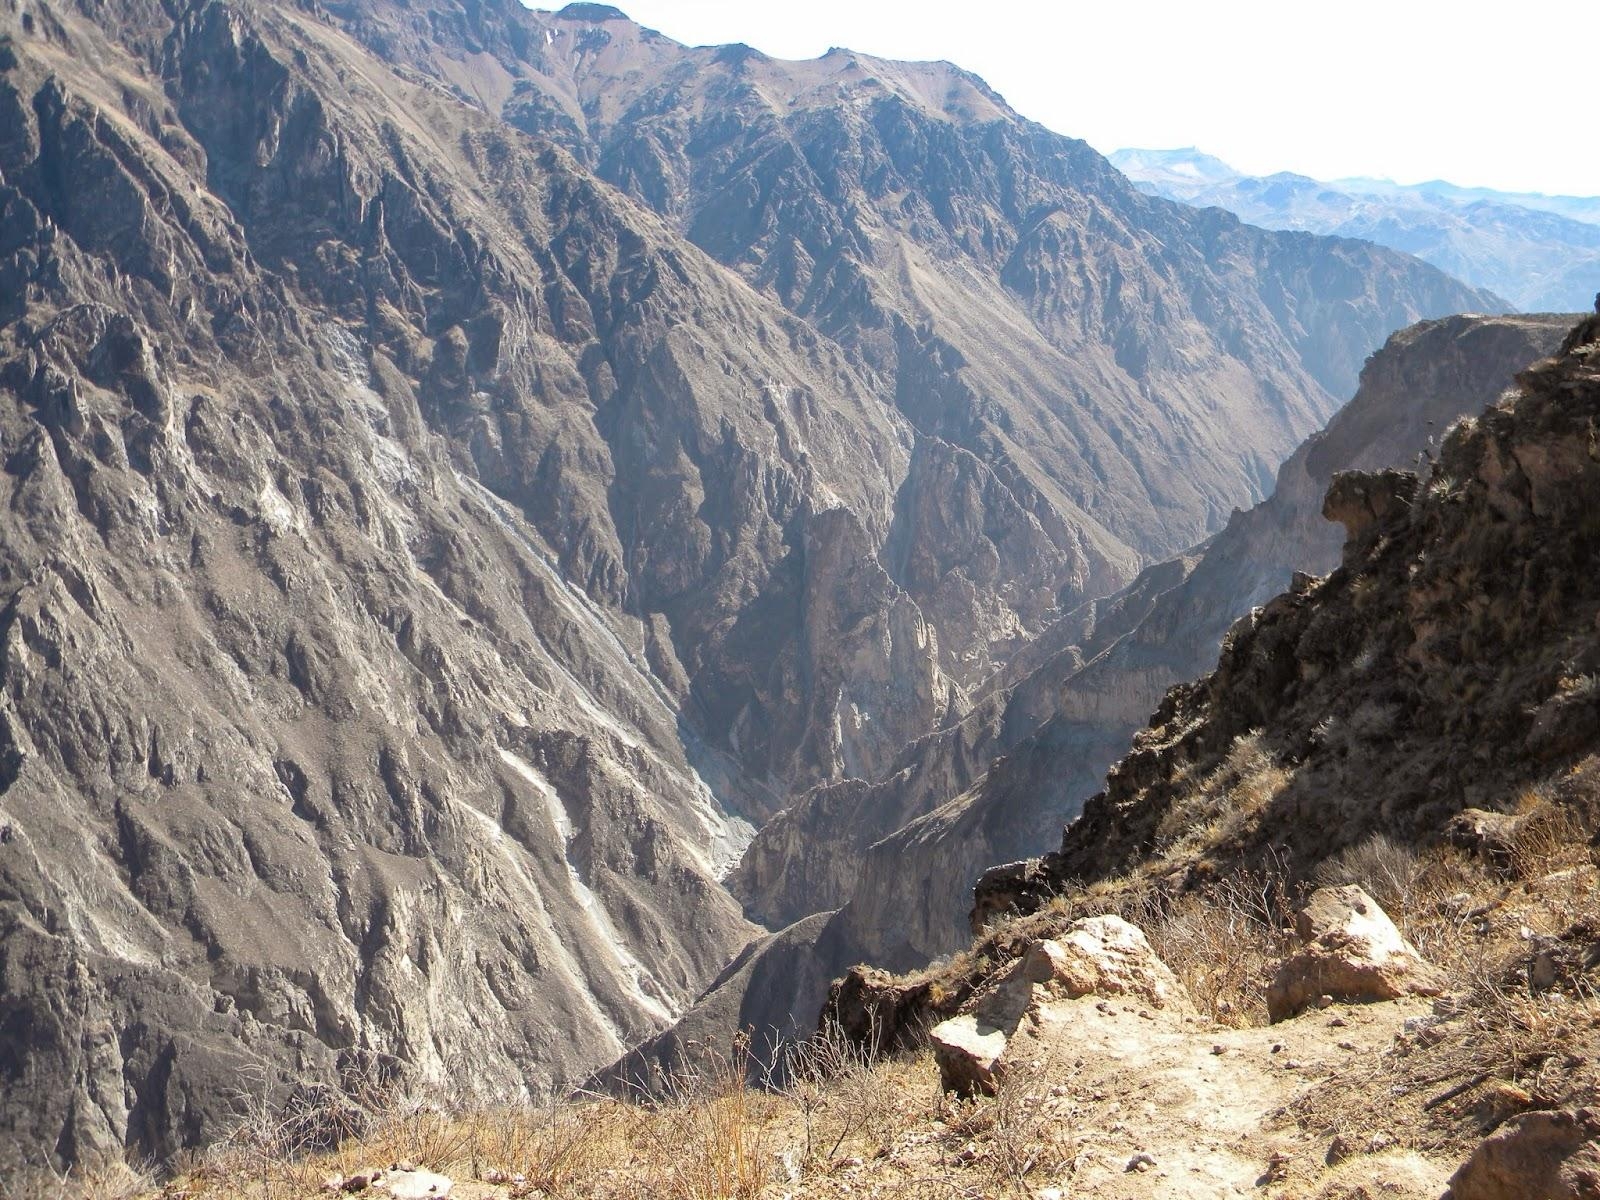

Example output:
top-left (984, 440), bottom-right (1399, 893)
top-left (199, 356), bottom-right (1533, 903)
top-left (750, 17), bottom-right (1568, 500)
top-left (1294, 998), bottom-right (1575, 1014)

top-left (0, 0), bottom-right (1551, 1183)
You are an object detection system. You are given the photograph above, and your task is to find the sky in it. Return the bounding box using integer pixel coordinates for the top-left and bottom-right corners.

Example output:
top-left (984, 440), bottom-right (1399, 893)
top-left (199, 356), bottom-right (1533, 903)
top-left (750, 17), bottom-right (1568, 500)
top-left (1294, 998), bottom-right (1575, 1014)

top-left (593, 0), bottom-right (1599, 198)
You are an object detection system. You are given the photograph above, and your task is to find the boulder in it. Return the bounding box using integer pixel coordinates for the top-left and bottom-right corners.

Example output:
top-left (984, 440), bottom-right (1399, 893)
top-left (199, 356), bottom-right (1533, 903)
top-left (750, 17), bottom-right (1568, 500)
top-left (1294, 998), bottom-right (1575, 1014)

top-left (932, 916), bottom-right (1192, 1094)
top-left (1023, 916), bottom-right (1194, 1013)
top-left (1445, 1108), bottom-right (1600, 1200)
top-left (1267, 886), bottom-right (1445, 1022)
top-left (929, 1012), bottom-right (1014, 1097)
top-left (930, 963), bottom-right (1035, 1096)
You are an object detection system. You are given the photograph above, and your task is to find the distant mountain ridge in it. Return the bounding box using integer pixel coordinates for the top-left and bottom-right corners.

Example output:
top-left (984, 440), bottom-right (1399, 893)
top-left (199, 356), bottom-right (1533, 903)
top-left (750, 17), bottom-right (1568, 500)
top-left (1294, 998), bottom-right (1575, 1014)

top-left (1112, 148), bottom-right (1600, 313)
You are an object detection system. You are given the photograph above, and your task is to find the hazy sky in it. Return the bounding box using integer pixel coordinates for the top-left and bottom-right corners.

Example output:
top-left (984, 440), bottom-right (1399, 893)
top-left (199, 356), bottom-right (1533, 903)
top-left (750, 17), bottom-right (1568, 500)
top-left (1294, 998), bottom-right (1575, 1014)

top-left (595, 0), bottom-right (1598, 197)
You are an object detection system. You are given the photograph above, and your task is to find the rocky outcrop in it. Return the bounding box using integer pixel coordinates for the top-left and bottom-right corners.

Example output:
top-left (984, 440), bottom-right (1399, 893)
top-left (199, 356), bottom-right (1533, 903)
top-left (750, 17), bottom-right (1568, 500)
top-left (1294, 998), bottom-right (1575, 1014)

top-left (930, 917), bottom-right (1192, 1095)
top-left (1266, 886), bottom-right (1445, 1021)
top-left (981, 310), bottom-right (1600, 917)
top-left (1322, 469), bottom-right (1422, 543)
top-left (1446, 1108), bottom-right (1600, 1200)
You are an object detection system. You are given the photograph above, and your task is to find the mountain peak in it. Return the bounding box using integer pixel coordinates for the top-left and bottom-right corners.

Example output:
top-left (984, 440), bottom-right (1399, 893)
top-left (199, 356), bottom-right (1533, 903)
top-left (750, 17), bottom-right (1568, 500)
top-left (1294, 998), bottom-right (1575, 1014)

top-left (554, 2), bottom-right (629, 21)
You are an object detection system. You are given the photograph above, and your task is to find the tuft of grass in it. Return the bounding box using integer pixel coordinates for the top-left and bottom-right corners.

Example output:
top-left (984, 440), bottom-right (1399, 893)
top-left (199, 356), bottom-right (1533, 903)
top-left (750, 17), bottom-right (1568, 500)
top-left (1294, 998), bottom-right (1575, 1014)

top-left (1152, 730), bottom-right (1292, 856)
top-left (1313, 832), bottom-right (1422, 915)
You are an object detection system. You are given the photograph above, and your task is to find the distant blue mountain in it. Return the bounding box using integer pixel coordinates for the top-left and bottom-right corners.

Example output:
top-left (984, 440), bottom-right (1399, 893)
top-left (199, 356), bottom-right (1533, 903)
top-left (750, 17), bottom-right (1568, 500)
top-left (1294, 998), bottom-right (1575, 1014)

top-left (1111, 149), bottom-right (1600, 312)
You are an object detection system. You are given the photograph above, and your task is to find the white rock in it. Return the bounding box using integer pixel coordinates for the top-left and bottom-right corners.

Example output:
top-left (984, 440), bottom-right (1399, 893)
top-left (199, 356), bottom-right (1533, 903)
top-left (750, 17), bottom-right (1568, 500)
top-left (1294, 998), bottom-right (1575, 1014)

top-left (375, 1169), bottom-right (453, 1198)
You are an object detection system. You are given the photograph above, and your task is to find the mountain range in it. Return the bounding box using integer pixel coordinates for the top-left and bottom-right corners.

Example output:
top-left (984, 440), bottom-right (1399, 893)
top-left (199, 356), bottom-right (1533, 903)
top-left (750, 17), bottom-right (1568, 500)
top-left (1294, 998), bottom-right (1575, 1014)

top-left (0, 0), bottom-right (1515, 1178)
top-left (1112, 147), bottom-right (1600, 313)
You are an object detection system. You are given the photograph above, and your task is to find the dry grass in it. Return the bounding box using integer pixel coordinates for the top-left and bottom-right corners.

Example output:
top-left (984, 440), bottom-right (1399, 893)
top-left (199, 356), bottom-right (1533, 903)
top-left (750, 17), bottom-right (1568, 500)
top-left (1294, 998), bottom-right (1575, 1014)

top-left (1153, 730), bottom-right (1293, 856)
top-left (56, 770), bottom-right (1600, 1200)
top-left (103, 1034), bottom-right (964, 1200)
top-left (14, 1163), bottom-right (154, 1200)
top-left (1128, 866), bottom-right (1299, 1027)
top-left (1286, 781), bottom-right (1600, 1160)
top-left (940, 1050), bottom-right (1079, 1192)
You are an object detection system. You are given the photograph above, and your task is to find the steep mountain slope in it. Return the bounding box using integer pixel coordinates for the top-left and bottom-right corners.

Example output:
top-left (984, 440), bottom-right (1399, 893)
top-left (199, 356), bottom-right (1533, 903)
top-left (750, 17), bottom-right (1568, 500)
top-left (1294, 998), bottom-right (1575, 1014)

top-left (329, 0), bottom-right (1500, 694)
top-left (1113, 148), bottom-right (1600, 313)
top-left (995, 307), bottom-right (1600, 902)
top-left (0, 0), bottom-right (938, 1173)
top-left (627, 314), bottom-right (1573, 1079)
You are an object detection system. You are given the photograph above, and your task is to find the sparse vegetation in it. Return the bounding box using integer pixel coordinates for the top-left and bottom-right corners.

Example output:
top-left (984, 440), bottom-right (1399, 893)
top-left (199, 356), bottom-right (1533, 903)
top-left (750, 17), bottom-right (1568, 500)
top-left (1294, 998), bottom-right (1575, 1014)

top-left (46, 763), bottom-right (1599, 1200)
top-left (1152, 729), bottom-right (1294, 856)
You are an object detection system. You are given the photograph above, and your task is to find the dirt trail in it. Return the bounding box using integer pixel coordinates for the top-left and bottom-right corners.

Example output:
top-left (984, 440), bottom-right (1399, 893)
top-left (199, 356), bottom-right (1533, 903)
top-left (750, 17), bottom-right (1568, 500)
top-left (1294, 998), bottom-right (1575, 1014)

top-left (997, 993), bottom-right (1451, 1198)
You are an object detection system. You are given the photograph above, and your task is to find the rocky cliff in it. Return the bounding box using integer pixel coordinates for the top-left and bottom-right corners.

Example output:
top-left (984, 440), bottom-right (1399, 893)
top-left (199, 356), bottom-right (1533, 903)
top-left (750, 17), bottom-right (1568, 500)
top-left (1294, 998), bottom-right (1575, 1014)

top-left (978, 307), bottom-right (1600, 914)
top-left (0, 0), bottom-right (1503, 1178)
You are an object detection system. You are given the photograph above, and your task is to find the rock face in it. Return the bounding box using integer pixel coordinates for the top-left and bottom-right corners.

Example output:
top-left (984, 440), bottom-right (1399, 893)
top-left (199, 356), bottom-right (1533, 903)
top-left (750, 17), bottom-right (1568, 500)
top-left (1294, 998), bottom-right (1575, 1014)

top-left (338, 0), bottom-right (1502, 675)
top-left (1266, 886), bottom-right (1445, 1021)
top-left (979, 311), bottom-right (1600, 921)
top-left (0, 0), bottom-right (1508, 1179)
top-left (1446, 1108), bottom-right (1600, 1200)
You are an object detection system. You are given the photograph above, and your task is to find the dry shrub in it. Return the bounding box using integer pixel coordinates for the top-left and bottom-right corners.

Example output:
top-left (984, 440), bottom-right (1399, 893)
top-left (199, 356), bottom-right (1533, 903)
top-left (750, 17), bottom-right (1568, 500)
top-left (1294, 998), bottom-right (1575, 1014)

top-left (7, 1162), bottom-right (152, 1200)
top-left (1313, 833), bottom-right (1422, 914)
top-left (1153, 730), bottom-right (1292, 855)
top-left (773, 1024), bottom-right (907, 1168)
top-left (1509, 786), bottom-right (1592, 879)
top-left (1126, 865), bottom-right (1298, 1026)
top-left (620, 1035), bottom-right (775, 1200)
top-left (943, 1050), bottom-right (1077, 1193)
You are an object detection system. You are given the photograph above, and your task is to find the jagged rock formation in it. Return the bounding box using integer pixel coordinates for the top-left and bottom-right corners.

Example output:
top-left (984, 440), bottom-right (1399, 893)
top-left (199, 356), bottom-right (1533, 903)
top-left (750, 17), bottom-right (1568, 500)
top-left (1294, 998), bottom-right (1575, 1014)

top-left (1113, 147), bottom-right (1600, 313)
top-left (0, 0), bottom-right (1504, 1179)
top-left (330, 0), bottom-right (1505, 691)
top-left (978, 309), bottom-right (1600, 914)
